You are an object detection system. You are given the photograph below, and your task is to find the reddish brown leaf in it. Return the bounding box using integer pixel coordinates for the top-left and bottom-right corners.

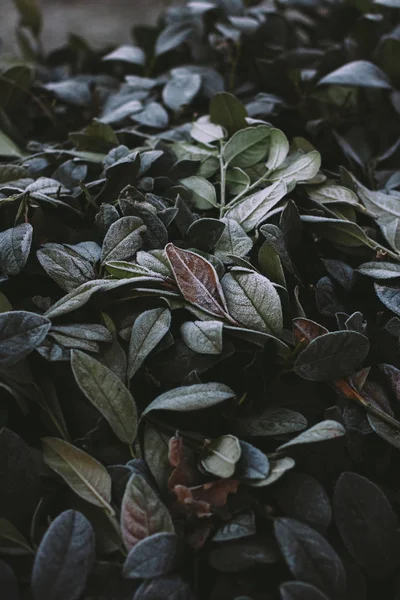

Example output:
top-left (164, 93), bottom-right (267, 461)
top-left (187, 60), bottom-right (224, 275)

top-left (165, 243), bottom-right (230, 319)
top-left (193, 479), bottom-right (239, 508)
top-left (293, 318), bottom-right (328, 345)
top-left (173, 485), bottom-right (212, 518)
top-left (168, 436), bottom-right (200, 490)
top-left (120, 473), bottom-right (174, 550)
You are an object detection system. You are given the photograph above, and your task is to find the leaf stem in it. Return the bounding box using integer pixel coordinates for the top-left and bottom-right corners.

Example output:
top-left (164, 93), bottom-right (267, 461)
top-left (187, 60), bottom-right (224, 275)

top-left (225, 170), bottom-right (272, 212)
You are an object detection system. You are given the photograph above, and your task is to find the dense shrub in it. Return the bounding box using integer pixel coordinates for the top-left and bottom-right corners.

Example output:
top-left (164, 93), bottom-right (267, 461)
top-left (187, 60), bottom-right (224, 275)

top-left (1, 0), bottom-right (400, 599)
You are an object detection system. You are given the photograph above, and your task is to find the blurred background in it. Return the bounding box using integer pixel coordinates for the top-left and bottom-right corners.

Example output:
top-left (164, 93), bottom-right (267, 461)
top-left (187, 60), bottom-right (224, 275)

top-left (0, 0), bottom-right (180, 53)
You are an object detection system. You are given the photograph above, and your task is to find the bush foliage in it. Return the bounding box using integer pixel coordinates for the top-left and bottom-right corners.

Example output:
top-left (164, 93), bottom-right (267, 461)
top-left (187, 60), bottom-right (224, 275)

top-left (1, 0), bottom-right (400, 599)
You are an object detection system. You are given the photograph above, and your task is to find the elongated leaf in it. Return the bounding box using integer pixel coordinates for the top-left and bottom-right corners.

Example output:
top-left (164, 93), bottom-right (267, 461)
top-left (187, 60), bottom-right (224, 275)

top-left (128, 308), bottom-right (171, 378)
top-left (375, 283), bottom-right (400, 316)
top-left (294, 331), bottom-right (370, 381)
top-left (214, 218), bottom-right (252, 263)
top-left (103, 45), bottom-right (145, 65)
top-left (0, 130), bottom-right (23, 157)
top-left (358, 261), bottom-right (400, 279)
top-left (121, 473), bottom-right (174, 551)
top-left (224, 180), bottom-right (287, 232)
top-left (249, 457), bottom-right (296, 487)
top-left (155, 22), bottom-right (194, 56)
top-left (142, 382), bottom-right (235, 416)
top-left (221, 267), bottom-right (283, 334)
top-left (0, 518), bottom-right (32, 555)
top-left (237, 407), bottom-right (307, 437)
top-left (223, 126), bottom-right (271, 168)
top-left (318, 60), bottom-right (391, 89)
top-left (277, 420), bottom-right (345, 451)
top-left (270, 151), bottom-right (321, 184)
top-left (0, 311), bottom-right (51, 366)
top-left (274, 472), bottom-right (331, 533)
top-left (301, 215), bottom-right (372, 248)
top-left (101, 217), bottom-right (145, 264)
top-left (180, 320), bottom-right (223, 354)
top-left (280, 582), bottom-right (330, 600)
top-left (0, 224), bottom-right (32, 276)
top-left (166, 243), bottom-right (229, 319)
top-left (213, 511), bottom-right (256, 542)
top-left (71, 350), bottom-right (137, 444)
top-left (266, 129), bottom-right (289, 170)
top-left (123, 533), bottom-right (181, 579)
top-left (31, 510), bottom-right (95, 600)
top-left (334, 472), bottom-right (400, 577)
top-left (210, 92), bottom-right (248, 136)
top-left (274, 518), bottom-right (346, 598)
top-left (306, 184), bottom-right (360, 207)
top-left (42, 437), bottom-right (113, 512)
top-left (133, 576), bottom-right (196, 600)
top-left (37, 244), bottom-right (97, 292)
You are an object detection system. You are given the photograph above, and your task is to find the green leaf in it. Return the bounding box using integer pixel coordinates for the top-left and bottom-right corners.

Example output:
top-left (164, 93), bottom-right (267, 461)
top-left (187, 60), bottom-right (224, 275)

top-left (247, 456), bottom-right (296, 488)
top-left (358, 261), bottom-right (400, 280)
top-left (221, 267), bottom-right (283, 334)
top-left (0, 518), bottom-right (32, 555)
top-left (269, 151), bottom-right (321, 184)
top-left (0, 130), bottom-right (23, 158)
top-left (142, 382), bottom-right (235, 416)
top-left (0, 224), bottom-right (32, 276)
top-left (334, 472), bottom-right (400, 577)
top-left (155, 22), bottom-right (194, 56)
top-left (294, 331), bottom-right (370, 382)
top-left (162, 74), bottom-right (201, 111)
top-left (375, 283), bottom-right (400, 317)
top-left (31, 510), bottom-right (95, 600)
top-left (226, 167), bottom-right (250, 195)
top-left (277, 420), bottom-right (346, 451)
top-left (69, 120), bottom-right (119, 153)
top-left (280, 582), bottom-right (331, 600)
top-left (103, 45), bottom-right (145, 66)
top-left (128, 308), bottom-right (171, 378)
top-left (181, 176), bottom-right (218, 210)
top-left (13, 0), bottom-right (42, 36)
top-left (191, 116), bottom-right (225, 145)
top-left (223, 125), bottom-right (271, 168)
top-left (42, 437), bottom-right (113, 512)
top-left (274, 518), bottom-right (346, 599)
top-left (306, 183), bottom-right (360, 208)
top-left (210, 92), bottom-right (248, 136)
top-left (101, 217), bottom-right (145, 264)
top-left (37, 243), bottom-right (97, 292)
top-left (71, 350), bottom-right (137, 444)
top-left (237, 407), bottom-right (307, 437)
top-left (318, 60), bottom-right (392, 89)
top-left (0, 311), bottom-right (51, 367)
top-left (224, 180), bottom-right (287, 232)
top-left (301, 215), bottom-right (372, 248)
top-left (201, 434), bottom-right (242, 478)
top-left (180, 320), bottom-right (223, 354)
top-left (214, 218), bottom-right (253, 263)
top-left (121, 473), bottom-right (174, 551)
top-left (123, 532), bottom-right (181, 579)
top-left (265, 128), bottom-right (289, 170)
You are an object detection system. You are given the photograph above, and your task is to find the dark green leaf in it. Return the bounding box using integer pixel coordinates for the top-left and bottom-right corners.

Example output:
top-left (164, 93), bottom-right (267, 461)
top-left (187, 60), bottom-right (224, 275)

top-left (142, 382), bottom-right (235, 416)
top-left (334, 472), bottom-right (400, 576)
top-left (274, 518), bottom-right (346, 598)
top-left (0, 311), bottom-right (51, 366)
top-left (210, 93), bottom-right (248, 136)
top-left (31, 510), bottom-right (95, 600)
top-left (123, 532), bottom-right (181, 579)
top-left (294, 331), bottom-right (370, 382)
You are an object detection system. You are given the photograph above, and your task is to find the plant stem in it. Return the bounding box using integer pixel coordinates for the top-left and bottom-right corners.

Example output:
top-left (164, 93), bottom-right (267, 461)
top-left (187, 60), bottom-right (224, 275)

top-left (219, 143), bottom-right (227, 218)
